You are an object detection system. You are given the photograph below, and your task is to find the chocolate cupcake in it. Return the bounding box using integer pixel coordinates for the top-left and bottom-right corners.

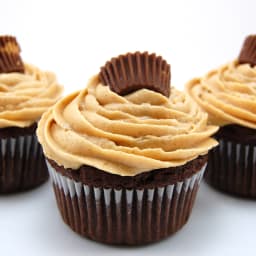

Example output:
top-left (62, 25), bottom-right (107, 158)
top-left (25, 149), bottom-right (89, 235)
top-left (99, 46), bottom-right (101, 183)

top-left (37, 52), bottom-right (218, 245)
top-left (186, 35), bottom-right (256, 198)
top-left (0, 35), bottom-right (63, 193)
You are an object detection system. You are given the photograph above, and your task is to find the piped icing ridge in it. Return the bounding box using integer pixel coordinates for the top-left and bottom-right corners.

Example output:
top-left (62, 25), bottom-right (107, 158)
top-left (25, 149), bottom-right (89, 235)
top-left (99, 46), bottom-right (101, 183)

top-left (37, 75), bottom-right (218, 176)
top-left (0, 63), bottom-right (63, 128)
top-left (186, 60), bottom-right (256, 129)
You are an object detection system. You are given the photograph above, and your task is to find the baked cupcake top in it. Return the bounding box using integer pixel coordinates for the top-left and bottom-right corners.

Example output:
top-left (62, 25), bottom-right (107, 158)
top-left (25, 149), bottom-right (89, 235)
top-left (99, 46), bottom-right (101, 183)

top-left (37, 52), bottom-right (218, 176)
top-left (186, 35), bottom-right (256, 129)
top-left (0, 35), bottom-right (63, 128)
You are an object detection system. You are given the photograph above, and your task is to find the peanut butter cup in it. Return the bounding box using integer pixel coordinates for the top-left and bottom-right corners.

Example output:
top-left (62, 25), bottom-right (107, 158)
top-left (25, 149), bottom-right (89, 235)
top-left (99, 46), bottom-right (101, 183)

top-left (99, 52), bottom-right (171, 97)
top-left (0, 35), bottom-right (25, 73)
top-left (238, 34), bottom-right (256, 66)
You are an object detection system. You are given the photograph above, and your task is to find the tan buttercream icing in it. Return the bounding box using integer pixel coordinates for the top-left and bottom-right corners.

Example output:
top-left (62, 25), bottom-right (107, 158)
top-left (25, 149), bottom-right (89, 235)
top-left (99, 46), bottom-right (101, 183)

top-left (186, 60), bottom-right (256, 129)
top-left (37, 75), bottom-right (218, 176)
top-left (0, 63), bottom-right (63, 128)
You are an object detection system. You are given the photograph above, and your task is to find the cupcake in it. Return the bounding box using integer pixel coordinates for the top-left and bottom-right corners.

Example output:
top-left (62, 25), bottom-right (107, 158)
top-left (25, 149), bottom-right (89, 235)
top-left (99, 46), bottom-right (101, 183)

top-left (0, 35), bottom-right (63, 193)
top-left (186, 35), bottom-right (256, 198)
top-left (37, 52), bottom-right (218, 245)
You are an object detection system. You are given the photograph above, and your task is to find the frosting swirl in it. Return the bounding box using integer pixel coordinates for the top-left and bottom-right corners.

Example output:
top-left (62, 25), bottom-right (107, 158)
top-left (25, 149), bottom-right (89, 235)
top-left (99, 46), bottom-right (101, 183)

top-left (37, 75), bottom-right (218, 176)
top-left (0, 63), bottom-right (63, 128)
top-left (186, 60), bottom-right (256, 129)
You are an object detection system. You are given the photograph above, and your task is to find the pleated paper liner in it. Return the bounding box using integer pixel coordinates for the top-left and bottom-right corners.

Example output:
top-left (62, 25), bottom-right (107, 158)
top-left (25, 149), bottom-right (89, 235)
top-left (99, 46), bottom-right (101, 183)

top-left (0, 35), bottom-right (25, 73)
top-left (238, 34), bottom-right (256, 66)
top-left (204, 138), bottom-right (256, 198)
top-left (47, 159), bottom-right (207, 245)
top-left (0, 124), bottom-right (48, 193)
top-left (99, 52), bottom-right (171, 97)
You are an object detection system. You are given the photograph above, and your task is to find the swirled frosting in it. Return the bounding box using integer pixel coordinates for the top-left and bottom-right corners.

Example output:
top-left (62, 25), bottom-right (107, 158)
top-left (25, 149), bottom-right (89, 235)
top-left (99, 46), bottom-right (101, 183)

top-left (38, 75), bottom-right (217, 176)
top-left (0, 63), bottom-right (63, 128)
top-left (186, 60), bottom-right (256, 129)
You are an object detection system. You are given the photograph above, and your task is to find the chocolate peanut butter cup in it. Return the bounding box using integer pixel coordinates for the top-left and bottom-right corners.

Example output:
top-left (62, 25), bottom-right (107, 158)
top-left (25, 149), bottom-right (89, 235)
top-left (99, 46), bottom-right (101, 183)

top-left (0, 35), bottom-right (25, 73)
top-left (0, 36), bottom-right (63, 193)
top-left (238, 35), bottom-right (256, 66)
top-left (186, 35), bottom-right (256, 198)
top-left (37, 51), bottom-right (218, 244)
top-left (99, 52), bottom-right (171, 97)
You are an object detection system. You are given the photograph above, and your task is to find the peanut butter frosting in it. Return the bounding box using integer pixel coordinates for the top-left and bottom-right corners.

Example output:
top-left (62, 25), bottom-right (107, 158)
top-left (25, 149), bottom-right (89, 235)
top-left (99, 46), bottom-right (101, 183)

top-left (37, 75), bottom-right (218, 176)
top-left (186, 60), bottom-right (256, 129)
top-left (0, 63), bottom-right (63, 128)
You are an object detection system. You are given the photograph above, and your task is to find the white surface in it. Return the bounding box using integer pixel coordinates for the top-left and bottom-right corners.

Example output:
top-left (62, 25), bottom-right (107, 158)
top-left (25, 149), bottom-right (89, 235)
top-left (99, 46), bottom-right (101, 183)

top-left (0, 0), bottom-right (256, 255)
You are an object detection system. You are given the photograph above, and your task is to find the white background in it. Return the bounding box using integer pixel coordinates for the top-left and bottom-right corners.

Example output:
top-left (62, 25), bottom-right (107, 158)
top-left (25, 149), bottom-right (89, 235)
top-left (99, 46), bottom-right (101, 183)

top-left (0, 0), bottom-right (256, 255)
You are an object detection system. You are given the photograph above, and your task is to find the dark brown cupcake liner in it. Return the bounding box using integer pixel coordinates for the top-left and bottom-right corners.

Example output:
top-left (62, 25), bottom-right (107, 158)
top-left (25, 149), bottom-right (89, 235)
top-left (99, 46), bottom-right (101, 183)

top-left (238, 35), bottom-right (256, 66)
top-left (99, 52), bottom-right (171, 97)
top-left (47, 161), bottom-right (206, 245)
top-left (204, 138), bottom-right (256, 198)
top-left (0, 35), bottom-right (24, 73)
top-left (0, 134), bottom-right (49, 193)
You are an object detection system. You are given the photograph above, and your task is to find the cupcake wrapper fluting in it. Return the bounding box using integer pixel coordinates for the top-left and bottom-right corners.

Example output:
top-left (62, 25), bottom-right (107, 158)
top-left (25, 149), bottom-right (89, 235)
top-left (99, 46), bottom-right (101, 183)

top-left (47, 162), bottom-right (206, 245)
top-left (0, 135), bottom-right (49, 193)
top-left (204, 138), bottom-right (256, 198)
